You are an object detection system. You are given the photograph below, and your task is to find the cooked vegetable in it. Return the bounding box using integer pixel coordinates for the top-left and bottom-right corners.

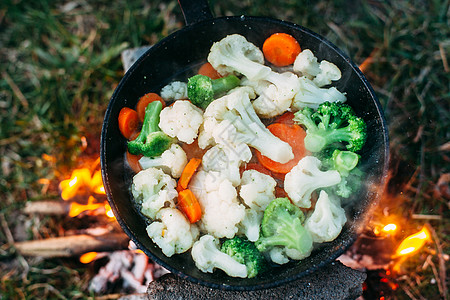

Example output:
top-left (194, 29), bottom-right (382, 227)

top-left (177, 157), bottom-right (202, 191)
top-left (304, 190), bottom-right (347, 243)
top-left (197, 62), bottom-right (222, 79)
top-left (127, 101), bottom-right (173, 157)
top-left (262, 33), bottom-right (301, 67)
top-left (208, 34), bottom-right (270, 81)
top-left (321, 149), bottom-right (363, 198)
top-left (255, 197), bottom-right (313, 263)
top-left (189, 170), bottom-right (245, 239)
top-left (187, 74), bottom-right (240, 109)
top-left (160, 81), bottom-right (188, 101)
top-left (177, 189), bottom-right (202, 223)
top-left (159, 100), bottom-right (204, 144)
top-left (198, 86), bottom-right (294, 164)
top-left (293, 49), bottom-right (342, 87)
top-left (139, 143), bottom-right (188, 178)
top-left (126, 150), bottom-right (142, 173)
top-left (146, 207), bottom-right (199, 257)
top-left (131, 167), bottom-right (178, 219)
top-left (191, 235), bottom-right (248, 278)
top-left (238, 169), bottom-right (277, 241)
top-left (118, 107), bottom-right (139, 140)
top-left (221, 236), bottom-right (268, 278)
top-left (256, 122), bottom-right (307, 174)
top-left (208, 34), bottom-right (303, 118)
top-left (293, 101), bottom-right (367, 152)
top-left (136, 92), bottom-right (165, 122)
top-left (284, 156), bottom-right (341, 208)
top-left (291, 76), bottom-right (347, 110)
top-left (201, 143), bottom-right (252, 186)
top-left (245, 71), bottom-right (300, 118)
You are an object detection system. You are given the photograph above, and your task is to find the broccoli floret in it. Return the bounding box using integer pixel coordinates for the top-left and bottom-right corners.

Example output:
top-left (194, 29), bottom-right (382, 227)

top-left (187, 74), bottom-right (241, 109)
top-left (221, 236), bottom-right (268, 278)
top-left (255, 198), bottom-right (313, 261)
top-left (322, 149), bottom-right (364, 198)
top-left (293, 101), bottom-right (367, 153)
top-left (127, 101), bottom-right (173, 157)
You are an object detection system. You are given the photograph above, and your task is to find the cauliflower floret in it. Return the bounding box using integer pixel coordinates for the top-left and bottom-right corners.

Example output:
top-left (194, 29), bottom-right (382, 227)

top-left (291, 76), bottom-right (346, 110)
top-left (146, 208), bottom-right (200, 257)
top-left (244, 72), bottom-right (300, 118)
top-left (238, 209), bottom-right (263, 242)
top-left (239, 169), bottom-right (276, 211)
top-left (197, 86), bottom-right (294, 164)
top-left (313, 61), bottom-right (342, 87)
top-left (293, 49), bottom-right (321, 79)
top-left (191, 235), bottom-right (248, 277)
top-left (208, 34), bottom-right (269, 81)
top-left (293, 49), bottom-right (342, 87)
top-left (139, 143), bottom-right (188, 178)
top-left (160, 81), bottom-right (188, 101)
top-left (284, 156), bottom-right (341, 208)
top-left (159, 100), bottom-right (203, 144)
top-left (201, 142), bottom-right (252, 186)
top-left (189, 170), bottom-right (245, 238)
top-left (131, 167), bottom-right (178, 220)
top-left (305, 190), bottom-right (347, 243)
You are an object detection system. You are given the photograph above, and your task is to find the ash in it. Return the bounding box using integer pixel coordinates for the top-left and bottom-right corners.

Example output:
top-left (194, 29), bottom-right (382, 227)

top-left (89, 242), bottom-right (169, 294)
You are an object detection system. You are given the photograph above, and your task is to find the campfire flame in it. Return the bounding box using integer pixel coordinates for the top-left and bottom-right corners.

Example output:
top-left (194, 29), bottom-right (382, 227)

top-left (394, 226), bottom-right (430, 257)
top-left (59, 158), bottom-right (114, 219)
top-left (80, 251), bottom-right (98, 264)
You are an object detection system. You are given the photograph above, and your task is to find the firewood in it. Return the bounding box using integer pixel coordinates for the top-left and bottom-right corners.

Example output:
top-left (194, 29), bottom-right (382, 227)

top-left (23, 200), bottom-right (70, 215)
top-left (14, 233), bottom-right (129, 257)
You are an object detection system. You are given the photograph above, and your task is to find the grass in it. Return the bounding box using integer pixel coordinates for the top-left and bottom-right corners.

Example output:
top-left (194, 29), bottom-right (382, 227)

top-left (1, 0), bottom-right (448, 298)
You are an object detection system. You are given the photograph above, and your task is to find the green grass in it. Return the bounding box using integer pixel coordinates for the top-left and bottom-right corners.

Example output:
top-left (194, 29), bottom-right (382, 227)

top-left (1, 0), bottom-right (448, 298)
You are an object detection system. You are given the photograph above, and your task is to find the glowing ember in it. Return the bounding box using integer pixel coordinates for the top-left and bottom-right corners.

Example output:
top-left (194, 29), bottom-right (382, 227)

top-left (80, 252), bottom-right (98, 264)
top-left (383, 224), bottom-right (397, 233)
top-left (105, 204), bottom-right (115, 219)
top-left (395, 226), bottom-right (430, 257)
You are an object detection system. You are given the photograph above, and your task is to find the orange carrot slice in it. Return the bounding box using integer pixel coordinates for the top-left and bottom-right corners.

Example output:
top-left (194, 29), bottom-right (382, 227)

top-left (136, 93), bottom-right (165, 122)
top-left (262, 33), bottom-right (301, 67)
top-left (118, 107), bottom-right (139, 139)
top-left (177, 158), bottom-right (202, 192)
top-left (256, 123), bottom-right (307, 174)
top-left (177, 189), bottom-right (202, 223)
top-left (197, 62), bottom-right (222, 79)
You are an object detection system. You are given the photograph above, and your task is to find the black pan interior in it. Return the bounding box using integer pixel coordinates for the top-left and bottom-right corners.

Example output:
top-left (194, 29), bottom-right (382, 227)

top-left (101, 16), bottom-right (389, 290)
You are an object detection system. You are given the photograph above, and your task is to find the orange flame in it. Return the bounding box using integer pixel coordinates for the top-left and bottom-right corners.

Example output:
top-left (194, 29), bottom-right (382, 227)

top-left (80, 251), bottom-right (98, 264)
top-left (104, 203), bottom-right (115, 219)
top-left (395, 226), bottom-right (430, 257)
top-left (60, 168), bottom-right (105, 200)
top-left (68, 196), bottom-right (104, 217)
top-left (59, 168), bottom-right (92, 200)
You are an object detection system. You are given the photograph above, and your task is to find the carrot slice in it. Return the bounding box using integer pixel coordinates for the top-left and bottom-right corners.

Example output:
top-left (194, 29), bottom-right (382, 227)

top-left (262, 33), bottom-right (301, 67)
top-left (197, 62), bottom-right (222, 79)
top-left (126, 150), bottom-right (143, 173)
top-left (274, 111), bottom-right (296, 126)
top-left (136, 93), bottom-right (165, 122)
top-left (177, 158), bottom-right (202, 192)
top-left (256, 123), bottom-right (307, 174)
top-left (177, 189), bottom-right (202, 223)
top-left (118, 107), bottom-right (139, 139)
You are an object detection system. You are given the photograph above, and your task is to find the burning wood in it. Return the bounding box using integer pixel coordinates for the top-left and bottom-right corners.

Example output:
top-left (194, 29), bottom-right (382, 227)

top-left (14, 233), bottom-right (129, 257)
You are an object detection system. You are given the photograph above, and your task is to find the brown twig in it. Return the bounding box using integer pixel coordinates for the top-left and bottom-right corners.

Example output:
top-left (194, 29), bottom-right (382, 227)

top-left (426, 223), bottom-right (448, 300)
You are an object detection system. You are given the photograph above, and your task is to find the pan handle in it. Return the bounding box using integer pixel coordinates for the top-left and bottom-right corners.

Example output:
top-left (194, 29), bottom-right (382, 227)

top-left (178, 0), bottom-right (213, 26)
